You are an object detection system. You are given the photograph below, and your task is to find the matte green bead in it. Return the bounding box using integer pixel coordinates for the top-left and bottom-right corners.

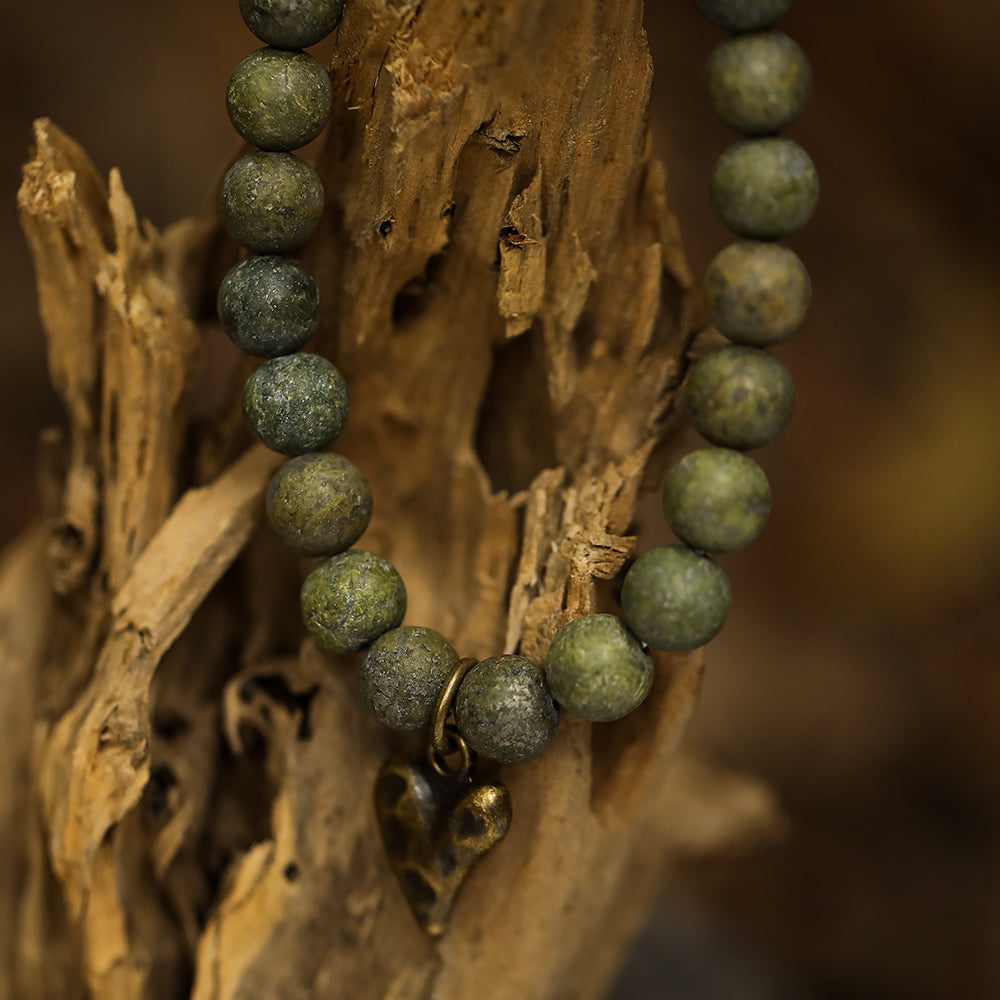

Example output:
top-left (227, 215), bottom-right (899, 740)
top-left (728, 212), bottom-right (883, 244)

top-left (221, 151), bottom-right (324, 254)
top-left (218, 256), bottom-right (320, 357)
top-left (266, 452), bottom-right (371, 556)
top-left (360, 626), bottom-right (460, 731)
top-left (711, 138), bottom-right (818, 240)
top-left (240, 0), bottom-right (346, 49)
top-left (705, 32), bottom-right (810, 136)
top-left (662, 448), bottom-right (771, 552)
top-left (621, 546), bottom-right (730, 651)
top-left (705, 241), bottom-right (811, 345)
top-left (692, 0), bottom-right (793, 32)
top-left (301, 550), bottom-right (407, 654)
top-left (243, 353), bottom-right (349, 455)
top-left (544, 614), bottom-right (653, 722)
top-left (687, 345), bottom-right (794, 450)
top-left (455, 655), bottom-right (559, 764)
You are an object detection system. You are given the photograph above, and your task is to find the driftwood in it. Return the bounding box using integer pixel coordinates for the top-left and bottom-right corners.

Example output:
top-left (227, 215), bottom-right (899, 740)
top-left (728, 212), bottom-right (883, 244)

top-left (1, 2), bottom-right (780, 998)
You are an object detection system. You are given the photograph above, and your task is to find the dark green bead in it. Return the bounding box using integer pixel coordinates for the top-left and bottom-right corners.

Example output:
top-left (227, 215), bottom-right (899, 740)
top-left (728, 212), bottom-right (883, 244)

top-left (455, 655), bottom-right (559, 764)
top-left (662, 448), bottom-right (770, 552)
top-left (705, 241), bottom-right (811, 345)
top-left (621, 546), bottom-right (730, 651)
top-left (218, 256), bottom-right (320, 357)
top-left (220, 151), bottom-right (324, 254)
top-left (360, 626), bottom-right (460, 731)
top-left (705, 32), bottom-right (810, 136)
top-left (687, 345), bottom-right (794, 450)
top-left (240, 0), bottom-right (346, 49)
top-left (711, 138), bottom-right (818, 240)
top-left (301, 550), bottom-right (407, 654)
top-left (243, 353), bottom-right (349, 455)
top-left (227, 47), bottom-right (333, 152)
top-left (544, 614), bottom-right (653, 722)
top-left (266, 452), bottom-right (371, 556)
top-left (692, 0), bottom-right (793, 32)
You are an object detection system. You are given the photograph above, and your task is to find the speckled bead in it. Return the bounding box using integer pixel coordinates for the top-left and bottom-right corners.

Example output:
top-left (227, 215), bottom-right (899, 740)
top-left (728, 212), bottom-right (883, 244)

top-left (711, 138), bottom-right (818, 240)
top-left (301, 550), bottom-right (407, 654)
top-left (621, 546), bottom-right (730, 651)
top-left (221, 151), bottom-right (324, 254)
top-left (692, 0), bottom-right (794, 33)
top-left (455, 655), bottom-right (559, 763)
top-left (360, 626), bottom-right (460, 731)
top-left (240, 0), bottom-right (346, 49)
top-left (243, 353), bottom-right (349, 455)
top-left (662, 448), bottom-right (771, 552)
top-left (544, 614), bottom-right (653, 722)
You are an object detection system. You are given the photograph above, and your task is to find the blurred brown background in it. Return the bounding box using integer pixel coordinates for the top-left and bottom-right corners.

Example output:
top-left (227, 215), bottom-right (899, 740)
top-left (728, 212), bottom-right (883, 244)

top-left (3, 1), bottom-right (999, 997)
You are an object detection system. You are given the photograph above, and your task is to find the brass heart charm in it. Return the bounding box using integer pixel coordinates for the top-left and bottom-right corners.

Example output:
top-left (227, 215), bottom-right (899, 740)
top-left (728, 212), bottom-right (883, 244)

top-left (375, 754), bottom-right (512, 936)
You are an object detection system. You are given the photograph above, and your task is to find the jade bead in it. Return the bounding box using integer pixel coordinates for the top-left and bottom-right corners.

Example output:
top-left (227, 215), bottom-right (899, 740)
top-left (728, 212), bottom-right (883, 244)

top-left (711, 138), bottom-right (818, 240)
top-left (301, 550), bottom-right (407, 654)
top-left (544, 614), bottom-right (653, 723)
top-left (621, 546), bottom-right (730, 651)
top-left (705, 241), bottom-right (811, 345)
top-left (360, 626), bottom-right (460, 731)
top-left (221, 151), bottom-right (324, 254)
top-left (687, 345), bottom-right (794, 450)
top-left (692, 0), bottom-right (793, 32)
top-left (266, 452), bottom-right (371, 556)
top-left (243, 353), bottom-right (349, 455)
top-left (455, 655), bottom-right (559, 764)
top-left (662, 448), bottom-right (771, 552)
top-left (240, 0), bottom-right (346, 49)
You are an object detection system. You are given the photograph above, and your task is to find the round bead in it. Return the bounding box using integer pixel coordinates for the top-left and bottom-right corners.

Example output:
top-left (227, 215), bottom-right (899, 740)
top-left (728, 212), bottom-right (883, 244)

top-left (691, 0), bottom-right (794, 32)
top-left (687, 345), bottom-right (794, 450)
top-left (705, 32), bottom-right (811, 136)
top-left (301, 550), bottom-right (407, 654)
top-left (218, 256), bottom-right (320, 358)
top-left (266, 452), bottom-right (371, 556)
top-left (360, 626), bottom-right (460, 731)
top-left (705, 241), bottom-right (811, 345)
top-left (621, 546), bottom-right (730, 651)
top-left (220, 151), bottom-right (324, 254)
top-left (544, 614), bottom-right (653, 722)
top-left (243, 353), bottom-right (349, 455)
top-left (662, 448), bottom-right (771, 552)
top-left (240, 0), bottom-right (346, 49)
top-left (455, 655), bottom-right (559, 764)
top-left (711, 138), bottom-right (818, 240)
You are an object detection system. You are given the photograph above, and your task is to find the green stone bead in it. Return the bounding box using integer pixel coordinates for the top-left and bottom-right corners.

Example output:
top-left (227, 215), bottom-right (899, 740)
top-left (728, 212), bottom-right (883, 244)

top-left (705, 32), bottom-right (810, 136)
top-left (711, 138), bottom-right (818, 240)
top-left (662, 448), bottom-right (771, 552)
top-left (455, 655), bottom-right (559, 764)
top-left (360, 626), bottom-right (460, 731)
top-left (705, 241), bottom-right (811, 345)
top-left (220, 151), bottom-right (324, 254)
top-left (544, 614), bottom-right (653, 723)
top-left (692, 0), bottom-right (793, 32)
top-left (301, 550), bottom-right (407, 654)
top-left (687, 345), bottom-right (794, 450)
top-left (621, 546), bottom-right (730, 651)
top-left (240, 0), bottom-right (346, 49)
top-left (266, 452), bottom-right (371, 556)
top-left (243, 353), bottom-right (349, 456)
top-left (218, 256), bottom-right (320, 357)
top-left (227, 47), bottom-right (333, 152)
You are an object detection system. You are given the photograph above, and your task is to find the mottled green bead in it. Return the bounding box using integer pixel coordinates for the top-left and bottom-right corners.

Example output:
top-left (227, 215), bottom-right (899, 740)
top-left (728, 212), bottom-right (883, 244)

top-left (692, 0), bottom-right (793, 32)
top-left (266, 452), bottom-right (371, 556)
top-left (218, 256), bottom-right (320, 357)
top-left (243, 353), bottom-right (349, 455)
top-left (662, 448), bottom-right (771, 552)
top-left (221, 151), bottom-right (324, 254)
top-left (544, 614), bottom-right (653, 722)
top-left (711, 138), bottom-right (818, 240)
top-left (360, 626), bottom-right (460, 731)
top-left (240, 0), bottom-right (346, 49)
top-left (621, 546), bottom-right (730, 651)
top-left (705, 241), bottom-right (811, 345)
top-left (301, 550), bottom-right (407, 654)
top-left (687, 345), bottom-right (794, 450)
top-left (455, 655), bottom-right (559, 763)
top-left (705, 32), bottom-right (810, 136)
